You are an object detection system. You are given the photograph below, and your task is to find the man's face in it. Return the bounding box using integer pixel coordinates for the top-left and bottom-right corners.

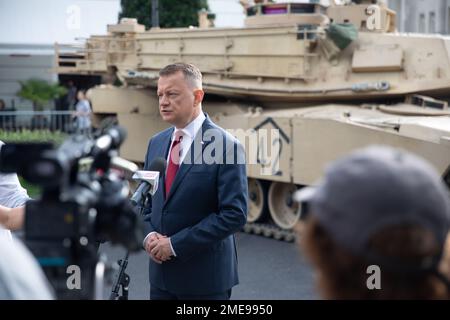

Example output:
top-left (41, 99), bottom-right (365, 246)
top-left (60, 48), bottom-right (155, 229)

top-left (157, 71), bottom-right (203, 128)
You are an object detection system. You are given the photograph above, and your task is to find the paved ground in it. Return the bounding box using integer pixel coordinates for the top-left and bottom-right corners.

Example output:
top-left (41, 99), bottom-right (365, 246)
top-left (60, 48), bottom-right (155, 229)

top-left (99, 232), bottom-right (318, 300)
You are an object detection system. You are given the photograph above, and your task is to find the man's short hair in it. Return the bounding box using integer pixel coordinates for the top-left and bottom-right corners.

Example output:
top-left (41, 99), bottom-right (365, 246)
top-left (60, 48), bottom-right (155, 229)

top-left (159, 63), bottom-right (203, 89)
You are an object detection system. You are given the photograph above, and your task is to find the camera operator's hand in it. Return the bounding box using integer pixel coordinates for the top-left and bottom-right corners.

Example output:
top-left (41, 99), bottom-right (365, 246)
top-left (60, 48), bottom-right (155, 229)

top-left (145, 232), bottom-right (171, 264)
top-left (0, 205), bottom-right (24, 231)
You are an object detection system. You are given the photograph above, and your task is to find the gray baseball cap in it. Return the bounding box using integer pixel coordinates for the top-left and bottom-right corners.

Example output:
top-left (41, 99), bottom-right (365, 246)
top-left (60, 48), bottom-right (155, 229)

top-left (294, 145), bottom-right (450, 261)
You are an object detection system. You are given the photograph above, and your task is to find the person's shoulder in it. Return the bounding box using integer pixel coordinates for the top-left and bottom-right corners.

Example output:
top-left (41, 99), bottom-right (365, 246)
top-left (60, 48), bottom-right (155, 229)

top-left (82, 100), bottom-right (91, 108)
top-left (205, 119), bottom-right (223, 133)
top-left (211, 124), bottom-right (242, 147)
top-left (149, 127), bottom-right (173, 143)
top-left (205, 118), bottom-right (239, 143)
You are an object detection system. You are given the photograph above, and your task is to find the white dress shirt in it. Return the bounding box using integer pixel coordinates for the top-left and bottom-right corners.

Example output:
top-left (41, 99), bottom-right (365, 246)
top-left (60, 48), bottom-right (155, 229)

top-left (0, 141), bottom-right (30, 242)
top-left (168, 111), bottom-right (205, 167)
top-left (144, 112), bottom-right (206, 256)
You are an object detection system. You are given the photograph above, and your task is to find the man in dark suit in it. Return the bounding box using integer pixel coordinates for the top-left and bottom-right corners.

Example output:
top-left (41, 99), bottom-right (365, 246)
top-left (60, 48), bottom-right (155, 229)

top-left (142, 63), bottom-right (248, 300)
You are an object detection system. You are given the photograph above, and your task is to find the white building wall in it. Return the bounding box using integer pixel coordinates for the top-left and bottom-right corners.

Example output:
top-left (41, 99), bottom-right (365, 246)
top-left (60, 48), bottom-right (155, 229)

top-left (0, 44), bottom-right (55, 110)
top-left (0, 0), bottom-right (120, 110)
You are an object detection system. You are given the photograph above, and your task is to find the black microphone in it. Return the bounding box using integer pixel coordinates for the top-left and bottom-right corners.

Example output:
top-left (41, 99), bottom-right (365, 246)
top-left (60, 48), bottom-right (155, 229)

top-left (130, 157), bottom-right (166, 207)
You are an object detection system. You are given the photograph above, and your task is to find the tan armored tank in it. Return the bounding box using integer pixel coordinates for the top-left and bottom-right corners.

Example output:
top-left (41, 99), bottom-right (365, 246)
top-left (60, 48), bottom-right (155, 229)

top-left (55, 0), bottom-right (450, 241)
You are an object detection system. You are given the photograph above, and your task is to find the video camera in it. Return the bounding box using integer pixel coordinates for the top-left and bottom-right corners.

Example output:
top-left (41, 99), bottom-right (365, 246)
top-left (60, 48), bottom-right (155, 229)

top-left (0, 126), bottom-right (144, 299)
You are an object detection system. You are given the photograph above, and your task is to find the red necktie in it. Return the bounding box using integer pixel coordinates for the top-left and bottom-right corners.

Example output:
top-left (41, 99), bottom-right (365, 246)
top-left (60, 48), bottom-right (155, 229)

top-left (165, 131), bottom-right (183, 197)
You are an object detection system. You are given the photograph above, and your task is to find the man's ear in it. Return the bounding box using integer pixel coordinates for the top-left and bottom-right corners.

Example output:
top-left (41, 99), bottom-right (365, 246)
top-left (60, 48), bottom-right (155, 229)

top-left (193, 89), bottom-right (204, 106)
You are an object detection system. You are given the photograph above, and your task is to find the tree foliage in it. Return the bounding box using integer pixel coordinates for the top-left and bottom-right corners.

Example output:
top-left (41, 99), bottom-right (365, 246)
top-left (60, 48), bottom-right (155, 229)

top-left (17, 79), bottom-right (67, 110)
top-left (119, 0), bottom-right (209, 29)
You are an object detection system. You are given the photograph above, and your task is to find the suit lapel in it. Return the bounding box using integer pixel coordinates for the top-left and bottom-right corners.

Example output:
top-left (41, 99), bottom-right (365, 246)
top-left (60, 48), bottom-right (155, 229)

top-left (164, 115), bottom-right (213, 205)
top-left (158, 128), bottom-right (173, 201)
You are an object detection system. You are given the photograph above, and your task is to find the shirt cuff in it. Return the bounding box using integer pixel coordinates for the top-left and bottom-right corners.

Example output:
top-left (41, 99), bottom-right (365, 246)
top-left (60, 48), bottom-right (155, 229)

top-left (169, 237), bottom-right (177, 257)
top-left (143, 232), bottom-right (156, 248)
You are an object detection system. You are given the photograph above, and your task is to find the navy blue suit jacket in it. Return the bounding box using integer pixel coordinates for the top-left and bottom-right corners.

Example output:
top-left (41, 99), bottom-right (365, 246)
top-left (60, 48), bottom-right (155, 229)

top-left (143, 115), bottom-right (248, 295)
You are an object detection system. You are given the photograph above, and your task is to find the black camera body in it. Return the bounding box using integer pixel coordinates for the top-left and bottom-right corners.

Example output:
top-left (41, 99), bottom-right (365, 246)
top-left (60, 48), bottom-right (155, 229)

top-left (0, 127), bottom-right (144, 299)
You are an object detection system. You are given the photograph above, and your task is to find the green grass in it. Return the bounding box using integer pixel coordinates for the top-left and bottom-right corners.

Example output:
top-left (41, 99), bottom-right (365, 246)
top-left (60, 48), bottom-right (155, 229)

top-left (0, 129), bottom-right (67, 145)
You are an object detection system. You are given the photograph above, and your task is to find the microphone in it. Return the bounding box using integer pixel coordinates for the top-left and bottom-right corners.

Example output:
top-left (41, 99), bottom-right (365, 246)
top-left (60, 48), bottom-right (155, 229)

top-left (130, 157), bottom-right (166, 207)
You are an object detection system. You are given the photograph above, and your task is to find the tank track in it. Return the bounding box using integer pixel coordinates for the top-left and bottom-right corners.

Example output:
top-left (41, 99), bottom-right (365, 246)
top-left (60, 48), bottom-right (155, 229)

top-left (242, 222), bottom-right (296, 242)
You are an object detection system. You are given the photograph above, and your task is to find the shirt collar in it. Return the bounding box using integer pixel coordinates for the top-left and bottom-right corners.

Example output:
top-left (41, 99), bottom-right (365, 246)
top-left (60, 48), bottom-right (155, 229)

top-left (172, 112), bottom-right (205, 141)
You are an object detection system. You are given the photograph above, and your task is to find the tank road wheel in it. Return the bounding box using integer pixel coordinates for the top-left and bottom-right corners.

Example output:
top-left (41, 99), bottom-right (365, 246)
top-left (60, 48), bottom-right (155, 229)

top-left (268, 182), bottom-right (301, 230)
top-left (247, 178), bottom-right (268, 223)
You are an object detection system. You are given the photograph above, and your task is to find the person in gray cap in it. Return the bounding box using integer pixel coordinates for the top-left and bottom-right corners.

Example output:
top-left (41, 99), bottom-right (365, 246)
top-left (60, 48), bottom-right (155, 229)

top-left (294, 145), bottom-right (450, 299)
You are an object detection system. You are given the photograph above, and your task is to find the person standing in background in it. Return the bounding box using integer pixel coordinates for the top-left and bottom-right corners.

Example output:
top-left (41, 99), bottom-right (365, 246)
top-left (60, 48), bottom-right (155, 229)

top-left (66, 80), bottom-right (77, 110)
top-left (73, 90), bottom-right (92, 135)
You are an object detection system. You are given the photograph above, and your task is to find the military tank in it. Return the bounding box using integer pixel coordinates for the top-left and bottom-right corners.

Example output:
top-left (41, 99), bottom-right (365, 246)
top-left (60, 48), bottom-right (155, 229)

top-left (55, 0), bottom-right (450, 241)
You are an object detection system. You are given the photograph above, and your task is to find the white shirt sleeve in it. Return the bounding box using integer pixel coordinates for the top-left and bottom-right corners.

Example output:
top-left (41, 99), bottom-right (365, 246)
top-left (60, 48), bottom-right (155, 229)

top-left (0, 227), bottom-right (54, 299)
top-left (0, 172), bottom-right (30, 207)
top-left (0, 141), bottom-right (30, 208)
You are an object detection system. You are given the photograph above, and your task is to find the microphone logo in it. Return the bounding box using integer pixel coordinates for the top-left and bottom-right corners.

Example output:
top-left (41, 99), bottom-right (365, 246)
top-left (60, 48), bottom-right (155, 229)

top-left (132, 170), bottom-right (160, 196)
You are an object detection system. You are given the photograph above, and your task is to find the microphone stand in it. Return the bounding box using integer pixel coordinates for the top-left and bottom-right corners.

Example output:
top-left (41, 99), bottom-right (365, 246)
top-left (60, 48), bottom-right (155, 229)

top-left (109, 251), bottom-right (130, 300)
top-left (109, 197), bottom-right (148, 300)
